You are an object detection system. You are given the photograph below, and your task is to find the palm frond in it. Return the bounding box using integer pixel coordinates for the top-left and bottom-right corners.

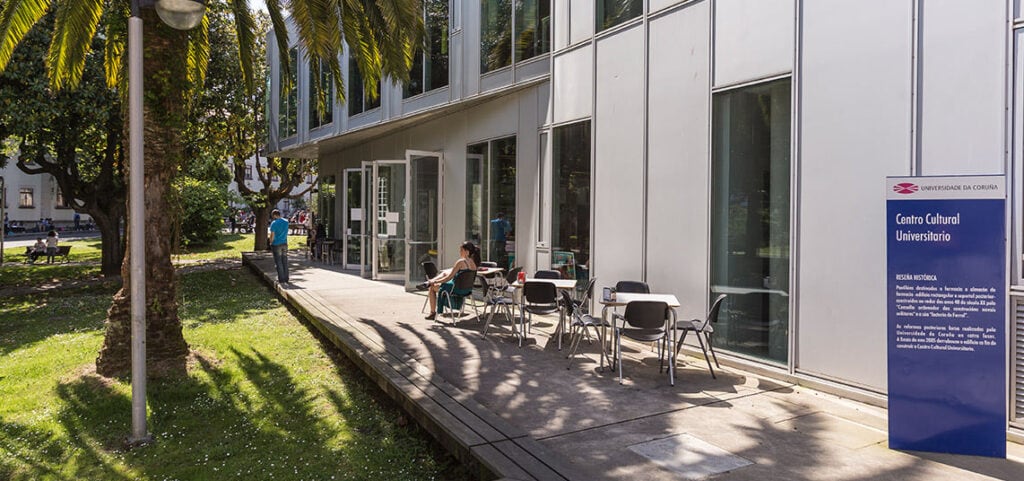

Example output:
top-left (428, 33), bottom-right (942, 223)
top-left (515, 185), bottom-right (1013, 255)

top-left (229, 0), bottom-right (255, 94)
top-left (264, 0), bottom-right (292, 94)
top-left (185, 11), bottom-right (209, 94)
top-left (47, 0), bottom-right (104, 89)
top-left (103, 2), bottom-right (128, 90)
top-left (0, 0), bottom-right (53, 73)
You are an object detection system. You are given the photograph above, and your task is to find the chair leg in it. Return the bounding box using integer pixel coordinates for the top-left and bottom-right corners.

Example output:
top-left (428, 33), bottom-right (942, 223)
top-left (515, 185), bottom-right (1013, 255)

top-left (674, 329), bottom-right (690, 359)
top-left (694, 331), bottom-right (716, 379)
top-left (706, 333), bottom-right (721, 368)
top-left (421, 296), bottom-right (429, 314)
top-left (616, 331), bottom-right (624, 384)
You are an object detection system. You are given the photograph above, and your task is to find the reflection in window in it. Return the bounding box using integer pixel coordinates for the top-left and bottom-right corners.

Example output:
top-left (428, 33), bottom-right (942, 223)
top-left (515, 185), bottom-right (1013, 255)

top-left (309, 58), bottom-right (333, 129)
top-left (710, 78), bottom-right (791, 364)
top-left (405, 0), bottom-right (450, 98)
top-left (596, 0), bottom-right (642, 32)
top-left (319, 175), bottom-right (337, 237)
top-left (466, 137), bottom-right (517, 268)
top-left (348, 56), bottom-right (381, 116)
top-left (515, 0), bottom-right (550, 62)
top-left (279, 48), bottom-right (298, 138)
top-left (481, 0), bottom-right (512, 73)
top-left (552, 121), bottom-right (590, 283)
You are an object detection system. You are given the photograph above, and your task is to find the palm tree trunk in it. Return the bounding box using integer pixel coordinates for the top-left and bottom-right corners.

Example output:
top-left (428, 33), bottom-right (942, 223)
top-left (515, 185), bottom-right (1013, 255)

top-left (96, 12), bottom-right (192, 377)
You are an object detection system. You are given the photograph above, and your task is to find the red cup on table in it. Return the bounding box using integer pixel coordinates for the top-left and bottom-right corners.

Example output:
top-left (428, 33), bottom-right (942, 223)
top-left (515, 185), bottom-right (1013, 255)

top-left (517, 271), bottom-right (526, 284)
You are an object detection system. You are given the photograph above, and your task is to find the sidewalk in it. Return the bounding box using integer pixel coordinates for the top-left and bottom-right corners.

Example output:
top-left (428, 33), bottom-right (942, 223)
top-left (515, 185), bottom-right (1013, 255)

top-left (244, 253), bottom-right (1023, 481)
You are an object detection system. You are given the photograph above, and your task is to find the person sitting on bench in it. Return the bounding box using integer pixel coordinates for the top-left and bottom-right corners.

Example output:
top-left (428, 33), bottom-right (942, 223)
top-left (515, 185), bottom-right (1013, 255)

top-left (28, 238), bottom-right (46, 263)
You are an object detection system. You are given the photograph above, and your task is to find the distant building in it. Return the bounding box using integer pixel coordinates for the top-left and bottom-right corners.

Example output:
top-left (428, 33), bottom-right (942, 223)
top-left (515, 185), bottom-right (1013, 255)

top-left (225, 154), bottom-right (314, 216)
top-left (1, 164), bottom-right (88, 230)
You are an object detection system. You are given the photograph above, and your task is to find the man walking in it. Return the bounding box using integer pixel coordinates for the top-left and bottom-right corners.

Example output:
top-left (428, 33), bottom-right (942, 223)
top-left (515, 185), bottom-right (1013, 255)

top-left (269, 209), bottom-right (290, 285)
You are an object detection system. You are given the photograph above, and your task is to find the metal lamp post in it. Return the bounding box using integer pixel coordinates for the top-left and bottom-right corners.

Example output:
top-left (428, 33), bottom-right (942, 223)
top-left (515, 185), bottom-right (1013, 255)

top-left (127, 0), bottom-right (206, 446)
top-left (1, 175), bottom-right (5, 265)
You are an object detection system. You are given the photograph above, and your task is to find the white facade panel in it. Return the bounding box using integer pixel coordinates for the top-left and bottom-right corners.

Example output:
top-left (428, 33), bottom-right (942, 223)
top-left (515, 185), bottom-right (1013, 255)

top-left (593, 26), bottom-right (645, 296)
top-left (918, 0), bottom-right (1007, 175)
top-left (552, 46), bottom-right (593, 124)
top-left (647, 2), bottom-right (711, 323)
top-left (713, 0), bottom-right (794, 87)
top-left (569, 0), bottom-right (595, 46)
top-left (797, 0), bottom-right (914, 390)
top-left (554, 0), bottom-right (570, 50)
top-left (650, 0), bottom-right (687, 15)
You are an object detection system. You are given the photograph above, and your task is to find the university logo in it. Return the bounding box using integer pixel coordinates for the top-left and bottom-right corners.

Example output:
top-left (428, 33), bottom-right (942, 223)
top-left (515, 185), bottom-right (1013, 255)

top-left (893, 183), bottom-right (919, 195)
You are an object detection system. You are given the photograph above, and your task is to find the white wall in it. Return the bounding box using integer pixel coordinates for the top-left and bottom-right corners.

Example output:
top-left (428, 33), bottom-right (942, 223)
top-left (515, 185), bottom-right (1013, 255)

top-left (918, 0), bottom-right (1007, 175)
top-left (713, 0), bottom-right (794, 87)
top-left (552, 46), bottom-right (594, 124)
top-left (646, 1), bottom-right (711, 323)
top-left (797, 0), bottom-right (914, 390)
top-left (593, 25), bottom-right (646, 295)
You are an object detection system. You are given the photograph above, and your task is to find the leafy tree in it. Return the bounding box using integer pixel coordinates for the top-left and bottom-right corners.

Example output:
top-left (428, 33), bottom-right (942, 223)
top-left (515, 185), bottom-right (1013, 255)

top-left (0, 15), bottom-right (125, 276)
top-left (174, 176), bottom-right (228, 246)
top-left (0, 0), bottom-right (423, 377)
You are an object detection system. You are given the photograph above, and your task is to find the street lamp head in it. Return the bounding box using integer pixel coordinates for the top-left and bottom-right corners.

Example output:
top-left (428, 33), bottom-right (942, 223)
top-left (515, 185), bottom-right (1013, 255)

top-left (155, 0), bottom-right (206, 30)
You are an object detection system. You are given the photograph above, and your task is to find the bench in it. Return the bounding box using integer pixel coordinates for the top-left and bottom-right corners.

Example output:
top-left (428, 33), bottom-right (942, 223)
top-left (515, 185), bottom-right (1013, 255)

top-left (24, 245), bottom-right (72, 264)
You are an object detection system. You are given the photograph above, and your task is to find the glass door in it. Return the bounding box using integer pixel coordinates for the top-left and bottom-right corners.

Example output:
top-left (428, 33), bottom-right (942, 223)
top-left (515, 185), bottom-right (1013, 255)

top-left (371, 160), bottom-right (407, 281)
top-left (405, 151), bottom-right (443, 290)
top-left (342, 168), bottom-right (364, 270)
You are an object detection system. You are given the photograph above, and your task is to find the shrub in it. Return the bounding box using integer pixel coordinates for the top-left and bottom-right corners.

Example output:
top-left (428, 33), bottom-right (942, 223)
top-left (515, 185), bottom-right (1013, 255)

top-left (174, 176), bottom-right (229, 247)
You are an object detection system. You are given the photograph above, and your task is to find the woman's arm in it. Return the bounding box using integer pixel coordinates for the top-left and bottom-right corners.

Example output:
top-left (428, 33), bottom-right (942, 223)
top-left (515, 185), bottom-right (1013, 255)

top-left (431, 259), bottom-right (467, 285)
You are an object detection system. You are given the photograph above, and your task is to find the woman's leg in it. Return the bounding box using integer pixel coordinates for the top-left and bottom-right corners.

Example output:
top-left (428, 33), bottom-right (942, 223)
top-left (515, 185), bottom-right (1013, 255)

top-left (429, 284), bottom-right (439, 312)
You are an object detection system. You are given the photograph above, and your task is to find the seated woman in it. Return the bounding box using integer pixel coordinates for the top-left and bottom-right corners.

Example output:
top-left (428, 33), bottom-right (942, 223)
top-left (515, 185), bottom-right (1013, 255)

top-left (28, 238), bottom-right (46, 263)
top-left (423, 241), bottom-right (481, 321)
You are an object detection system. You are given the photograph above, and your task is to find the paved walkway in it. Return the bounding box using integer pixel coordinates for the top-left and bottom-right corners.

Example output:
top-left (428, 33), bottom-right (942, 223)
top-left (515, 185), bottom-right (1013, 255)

top-left (245, 253), bottom-right (1023, 481)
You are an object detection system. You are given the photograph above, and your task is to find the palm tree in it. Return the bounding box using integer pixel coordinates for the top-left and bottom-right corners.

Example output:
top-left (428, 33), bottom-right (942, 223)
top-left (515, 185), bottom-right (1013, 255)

top-left (0, 0), bottom-right (423, 377)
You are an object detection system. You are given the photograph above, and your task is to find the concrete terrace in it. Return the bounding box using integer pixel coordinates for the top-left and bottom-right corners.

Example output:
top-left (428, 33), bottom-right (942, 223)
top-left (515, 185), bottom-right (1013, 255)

top-left (243, 252), bottom-right (1024, 481)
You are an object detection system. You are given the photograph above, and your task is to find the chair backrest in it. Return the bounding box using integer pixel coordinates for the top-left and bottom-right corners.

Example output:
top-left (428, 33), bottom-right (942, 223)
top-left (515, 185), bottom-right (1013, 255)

top-left (578, 278), bottom-right (597, 305)
top-left (708, 294), bottom-right (727, 324)
top-left (623, 301), bottom-right (669, 329)
top-left (453, 269), bottom-right (478, 291)
top-left (615, 280), bottom-right (650, 294)
top-left (422, 261), bottom-right (439, 279)
top-left (560, 290), bottom-right (577, 316)
top-left (535, 270), bottom-right (562, 279)
top-left (480, 261), bottom-right (498, 268)
top-left (523, 281), bottom-right (557, 304)
top-left (505, 266), bottom-right (523, 284)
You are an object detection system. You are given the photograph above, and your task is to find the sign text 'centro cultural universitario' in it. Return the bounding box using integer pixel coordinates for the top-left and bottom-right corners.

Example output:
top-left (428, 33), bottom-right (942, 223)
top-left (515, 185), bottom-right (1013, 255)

top-left (886, 175), bottom-right (1006, 458)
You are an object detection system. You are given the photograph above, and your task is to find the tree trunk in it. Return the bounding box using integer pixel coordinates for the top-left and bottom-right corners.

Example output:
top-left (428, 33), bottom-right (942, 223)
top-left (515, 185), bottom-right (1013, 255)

top-left (92, 211), bottom-right (123, 277)
top-left (253, 206), bottom-right (270, 250)
top-left (96, 13), bottom-right (192, 377)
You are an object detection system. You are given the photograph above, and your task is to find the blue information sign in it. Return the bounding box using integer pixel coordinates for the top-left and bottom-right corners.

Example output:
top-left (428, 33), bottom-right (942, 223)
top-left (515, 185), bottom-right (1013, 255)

top-left (886, 175), bottom-right (1006, 458)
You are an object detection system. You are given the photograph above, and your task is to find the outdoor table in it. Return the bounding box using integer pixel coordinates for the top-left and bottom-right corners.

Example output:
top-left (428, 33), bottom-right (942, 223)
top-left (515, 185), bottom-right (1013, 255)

top-left (599, 293), bottom-right (681, 386)
top-left (510, 278), bottom-right (578, 348)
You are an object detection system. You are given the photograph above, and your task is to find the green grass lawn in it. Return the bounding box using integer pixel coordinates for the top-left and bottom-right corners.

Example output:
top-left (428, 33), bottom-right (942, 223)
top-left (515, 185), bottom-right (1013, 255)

top-left (0, 267), bottom-right (469, 481)
top-left (0, 238), bottom-right (104, 288)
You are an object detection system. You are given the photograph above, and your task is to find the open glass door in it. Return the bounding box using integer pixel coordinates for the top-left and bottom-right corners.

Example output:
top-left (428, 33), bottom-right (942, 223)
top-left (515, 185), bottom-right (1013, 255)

top-left (406, 151), bottom-right (443, 290)
top-left (371, 160), bottom-right (407, 281)
top-left (342, 168), bottom-right (363, 270)
top-left (360, 161), bottom-right (372, 277)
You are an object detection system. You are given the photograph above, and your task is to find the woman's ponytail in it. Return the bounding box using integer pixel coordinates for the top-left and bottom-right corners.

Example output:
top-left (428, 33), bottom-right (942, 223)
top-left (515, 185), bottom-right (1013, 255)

top-left (461, 240), bottom-right (482, 266)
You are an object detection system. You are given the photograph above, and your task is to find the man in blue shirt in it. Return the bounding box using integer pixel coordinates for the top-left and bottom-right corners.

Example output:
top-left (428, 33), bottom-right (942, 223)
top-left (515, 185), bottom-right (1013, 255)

top-left (268, 209), bottom-right (290, 284)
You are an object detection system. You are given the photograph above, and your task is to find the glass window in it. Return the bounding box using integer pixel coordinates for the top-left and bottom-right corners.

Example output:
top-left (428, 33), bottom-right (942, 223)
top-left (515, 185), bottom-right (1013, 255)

top-left (710, 78), bottom-right (792, 364)
top-left (19, 188), bottom-right (33, 208)
top-left (245, 165), bottom-right (253, 180)
top-left (481, 0), bottom-right (512, 73)
top-left (405, 0), bottom-right (450, 98)
top-left (596, 0), bottom-right (642, 32)
top-left (551, 121), bottom-right (590, 283)
top-left (348, 56), bottom-right (381, 116)
top-left (466, 137), bottom-right (518, 268)
top-left (515, 0), bottom-right (550, 62)
top-left (319, 175), bottom-right (337, 237)
top-left (279, 48), bottom-right (298, 138)
top-left (55, 188), bottom-right (70, 208)
top-left (309, 58), bottom-right (334, 129)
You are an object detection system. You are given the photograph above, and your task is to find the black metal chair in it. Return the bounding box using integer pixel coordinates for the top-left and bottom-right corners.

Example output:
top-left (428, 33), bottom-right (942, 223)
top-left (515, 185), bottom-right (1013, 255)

top-left (419, 261), bottom-right (439, 313)
top-left (521, 281), bottom-right (559, 346)
top-left (534, 270), bottom-right (562, 279)
top-left (673, 294), bottom-right (727, 379)
top-left (437, 269), bottom-right (479, 322)
top-left (614, 300), bottom-right (671, 385)
top-left (564, 286), bottom-right (612, 370)
top-left (615, 280), bottom-right (650, 294)
top-left (481, 267), bottom-right (520, 338)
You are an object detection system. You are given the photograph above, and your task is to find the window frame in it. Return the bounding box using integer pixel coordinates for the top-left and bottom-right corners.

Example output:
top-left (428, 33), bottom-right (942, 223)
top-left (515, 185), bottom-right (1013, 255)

top-left (18, 187), bottom-right (34, 208)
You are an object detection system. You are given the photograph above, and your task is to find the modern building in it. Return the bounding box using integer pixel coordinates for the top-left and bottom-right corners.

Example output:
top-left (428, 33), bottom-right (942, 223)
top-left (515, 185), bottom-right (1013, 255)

top-left (265, 0), bottom-right (1024, 438)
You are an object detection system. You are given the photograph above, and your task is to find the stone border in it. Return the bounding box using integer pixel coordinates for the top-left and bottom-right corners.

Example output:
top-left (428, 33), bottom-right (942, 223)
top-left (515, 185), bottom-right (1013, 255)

top-left (242, 253), bottom-right (584, 481)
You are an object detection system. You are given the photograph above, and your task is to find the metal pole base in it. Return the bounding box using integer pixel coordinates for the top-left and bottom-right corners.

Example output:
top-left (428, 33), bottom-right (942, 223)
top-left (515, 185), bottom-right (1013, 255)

top-left (125, 433), bottom-right (154, 449)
